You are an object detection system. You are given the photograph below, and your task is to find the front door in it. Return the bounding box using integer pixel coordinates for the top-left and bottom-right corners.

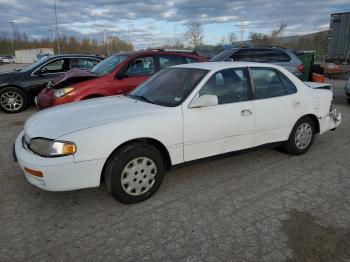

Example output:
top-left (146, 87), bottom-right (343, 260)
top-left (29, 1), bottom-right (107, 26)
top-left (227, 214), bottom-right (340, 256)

top-left (30, 58), bottom-right (70, 94)
top-left (183, 68), bottom-right (255, 161)
top-left (113, 56), bottom-right (156, 94)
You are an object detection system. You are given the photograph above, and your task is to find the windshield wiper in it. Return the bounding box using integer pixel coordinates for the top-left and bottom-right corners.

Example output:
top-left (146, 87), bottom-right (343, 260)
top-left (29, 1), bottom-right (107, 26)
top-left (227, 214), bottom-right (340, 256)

top-left (126, 94), bottom-right (159, 105)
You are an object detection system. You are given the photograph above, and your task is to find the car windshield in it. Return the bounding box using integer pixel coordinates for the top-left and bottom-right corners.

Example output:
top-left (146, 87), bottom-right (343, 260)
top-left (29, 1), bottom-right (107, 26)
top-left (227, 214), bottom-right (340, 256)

top-left (20, 56), bottom-right (51, 72)
top-left (128, 68), bottom-right (208, 107)
top-left (90, 54), bottom-right (128, 76)
top-left (210, 49), bottom-right (237, 61)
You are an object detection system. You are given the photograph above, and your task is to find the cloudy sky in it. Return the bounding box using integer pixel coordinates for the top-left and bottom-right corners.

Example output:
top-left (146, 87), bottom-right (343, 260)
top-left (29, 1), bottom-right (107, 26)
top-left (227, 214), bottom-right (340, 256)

top-left (0, 0), bottom-right (349, 49)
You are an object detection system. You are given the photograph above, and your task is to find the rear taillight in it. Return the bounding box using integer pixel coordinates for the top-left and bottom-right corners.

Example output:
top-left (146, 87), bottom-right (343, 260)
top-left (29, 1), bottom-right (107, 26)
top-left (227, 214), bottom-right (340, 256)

top-left (298, 64), bottom-right (304, 73)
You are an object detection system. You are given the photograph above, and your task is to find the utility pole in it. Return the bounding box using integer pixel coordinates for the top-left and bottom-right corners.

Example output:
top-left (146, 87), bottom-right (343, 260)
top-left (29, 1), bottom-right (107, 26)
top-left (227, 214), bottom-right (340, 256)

top-left (239, 16), bottom-right (246, 46)
top-left (174, 24), bottom-right (177, 48)
top-left (9, 19), bottom-right (15, 50)
top-left (127, 26), bottom-right (130, 43)
top-left (103, 29), bottom-right (106, 44)
top-left (53, 0), bottom-right (60, 54)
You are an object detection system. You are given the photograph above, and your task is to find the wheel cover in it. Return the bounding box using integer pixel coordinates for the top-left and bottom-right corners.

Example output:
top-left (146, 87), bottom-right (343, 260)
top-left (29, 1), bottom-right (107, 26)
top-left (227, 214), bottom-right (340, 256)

top-left (0, 91), bottom-right (23, 111)
top-left (121, 157), bottom-right (157, 196)
top-left (295, 122), bottom-right (312, 150)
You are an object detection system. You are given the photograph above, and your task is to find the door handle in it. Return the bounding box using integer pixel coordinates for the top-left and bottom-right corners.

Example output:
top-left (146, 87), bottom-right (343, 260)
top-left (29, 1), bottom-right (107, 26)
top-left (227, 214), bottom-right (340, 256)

top-left (241, 109), bottom-right (253, 117)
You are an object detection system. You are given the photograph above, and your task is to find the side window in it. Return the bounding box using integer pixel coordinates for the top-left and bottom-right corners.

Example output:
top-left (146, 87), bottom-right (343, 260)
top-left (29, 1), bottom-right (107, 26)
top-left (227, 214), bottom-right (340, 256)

top-left (184, 57), bottom-right (198, 64)
top-left (71, 58), bottom-right (100, 70)
top-left (199, 68), bottom-right (250, 104)
top-left (126, 56), bottom-right (154, 76)
top-left (40, 59), bottom-right (65, 74)
top-left (278, 71), bottom-right (297, 94)
top-left (250, 68), bottom-right (287, 99)
top-left (159, 55), bottom-right (186, 69)
top-left (231, 50), bottom-right (255, 61)
top-left (232, 49), bottom-right (291, 63)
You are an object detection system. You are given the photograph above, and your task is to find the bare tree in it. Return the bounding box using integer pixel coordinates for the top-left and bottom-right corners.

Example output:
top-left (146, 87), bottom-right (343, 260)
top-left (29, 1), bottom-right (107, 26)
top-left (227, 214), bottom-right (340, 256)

top-left (186, 22), bottom-right (204, 48)
top-left (249, 22), bottom-right (288, 46)
top-left (227, 32), bottom-right (237, 44)
top-left (219, 36), bottom-right (226, 46)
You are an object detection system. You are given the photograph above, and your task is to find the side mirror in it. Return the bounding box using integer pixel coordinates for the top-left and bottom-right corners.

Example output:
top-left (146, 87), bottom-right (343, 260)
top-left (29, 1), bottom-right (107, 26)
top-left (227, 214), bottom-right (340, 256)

top-left (189, 95), bottom-right (218, 108)
top-left (115, 70), bottom-right (126, 79)
top-left (115, 64), bottom-right (129, 79)
top-left (225, 58), bottom-right (234, 62)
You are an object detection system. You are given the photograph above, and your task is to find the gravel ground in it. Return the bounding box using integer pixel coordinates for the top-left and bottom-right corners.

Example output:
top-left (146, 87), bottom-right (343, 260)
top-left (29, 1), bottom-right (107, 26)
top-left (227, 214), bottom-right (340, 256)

top-left (0, 63), bottom-right (349, 261)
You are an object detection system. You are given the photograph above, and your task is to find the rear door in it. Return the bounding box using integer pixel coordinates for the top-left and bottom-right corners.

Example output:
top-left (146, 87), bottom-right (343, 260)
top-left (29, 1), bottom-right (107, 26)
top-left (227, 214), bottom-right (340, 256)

top-left (250, 67), bottom-right (303, 145)
top-left (113, 55), bottom-right (156, 94)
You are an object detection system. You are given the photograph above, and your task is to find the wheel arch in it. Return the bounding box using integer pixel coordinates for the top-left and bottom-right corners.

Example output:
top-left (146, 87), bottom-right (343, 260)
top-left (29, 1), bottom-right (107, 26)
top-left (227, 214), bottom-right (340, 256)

top-left (298, 114), bottom-right (320, 134)
top-left (100, 137), bottom-right (172, 183)
top-left (0, 84), bottom-right (27, 93)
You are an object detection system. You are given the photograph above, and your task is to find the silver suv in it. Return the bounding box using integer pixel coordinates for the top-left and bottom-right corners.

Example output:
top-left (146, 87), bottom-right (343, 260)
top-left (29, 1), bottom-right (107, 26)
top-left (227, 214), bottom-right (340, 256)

top-left (210, 46), bottom-right (304, 79)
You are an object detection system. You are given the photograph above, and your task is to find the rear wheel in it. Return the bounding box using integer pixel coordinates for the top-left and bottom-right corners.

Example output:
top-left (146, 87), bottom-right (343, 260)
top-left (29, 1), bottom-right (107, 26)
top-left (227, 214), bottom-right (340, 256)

top-left (104, 142), bottom-right (165, 204)
top-left (283, 116), bottom-right (315, 155)
top-left (0, 87), bottom-right (28, 113)
top-left (347, 98), bottom-right (350, 104)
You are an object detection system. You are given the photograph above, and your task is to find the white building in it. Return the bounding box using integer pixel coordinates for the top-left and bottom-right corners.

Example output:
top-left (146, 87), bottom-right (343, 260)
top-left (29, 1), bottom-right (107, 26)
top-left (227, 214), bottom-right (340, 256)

top-left (15, 48), bottom-right (54, 63)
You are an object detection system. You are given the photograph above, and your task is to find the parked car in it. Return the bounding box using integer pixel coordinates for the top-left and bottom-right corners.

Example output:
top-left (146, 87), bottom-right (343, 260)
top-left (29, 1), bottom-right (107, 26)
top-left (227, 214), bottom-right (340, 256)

top-left (210, 46), bottom-right (304, 79)
top-left (0, 54), bottom-right (102, 113)
top-left (345, 77), bottom-right (350, 104)
top-left (0, 55), bottom-right (16, 64)
top-left (14, 62), bottom-right (341, 203)
top-left (36, 49), bottom-right (206, 110)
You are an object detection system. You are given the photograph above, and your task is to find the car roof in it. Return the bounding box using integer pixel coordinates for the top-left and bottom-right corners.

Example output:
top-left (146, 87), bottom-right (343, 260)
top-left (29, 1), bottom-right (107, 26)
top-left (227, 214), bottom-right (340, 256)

top-left (48, 54), bottom-right (102, 59)
top-left (115, 49), bottom-right (201, 57)
top-left (173, 61), bottom-right (283, 71)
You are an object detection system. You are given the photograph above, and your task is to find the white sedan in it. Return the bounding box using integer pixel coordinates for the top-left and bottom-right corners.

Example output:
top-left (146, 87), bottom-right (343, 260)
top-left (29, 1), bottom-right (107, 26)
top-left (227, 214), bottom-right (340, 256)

top-left (14, 62), bottom-right (341, 203)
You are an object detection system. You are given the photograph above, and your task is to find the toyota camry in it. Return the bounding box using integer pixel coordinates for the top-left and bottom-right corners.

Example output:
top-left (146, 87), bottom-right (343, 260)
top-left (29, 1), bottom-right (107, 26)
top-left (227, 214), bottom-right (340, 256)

top-left (14, 62), bottom-right (341, 203)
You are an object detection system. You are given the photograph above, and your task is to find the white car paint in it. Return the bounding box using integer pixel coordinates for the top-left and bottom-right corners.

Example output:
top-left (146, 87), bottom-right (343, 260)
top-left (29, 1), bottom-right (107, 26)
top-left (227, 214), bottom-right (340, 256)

top-left (15, 62), bottom-right (341, 191)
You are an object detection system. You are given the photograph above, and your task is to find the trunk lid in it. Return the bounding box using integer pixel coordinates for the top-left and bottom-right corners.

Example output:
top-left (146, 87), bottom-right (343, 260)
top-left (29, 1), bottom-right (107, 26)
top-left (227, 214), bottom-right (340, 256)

top-left (304, 81), bottom-right (332, 90)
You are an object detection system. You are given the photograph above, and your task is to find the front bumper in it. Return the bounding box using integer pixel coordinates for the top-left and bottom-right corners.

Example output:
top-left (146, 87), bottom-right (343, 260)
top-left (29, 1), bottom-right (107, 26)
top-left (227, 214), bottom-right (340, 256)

top-left (14, 131), bottom-right (105, 191)
top-left (36, 92), bottom-right (56, 110)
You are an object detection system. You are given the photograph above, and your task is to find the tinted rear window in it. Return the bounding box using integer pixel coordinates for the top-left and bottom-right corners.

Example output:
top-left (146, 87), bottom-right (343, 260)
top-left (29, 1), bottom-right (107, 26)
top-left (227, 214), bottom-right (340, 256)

top-left (210, 49), bottom-right (237, 61)
top-left (231, 49), bottom-right (291, 63)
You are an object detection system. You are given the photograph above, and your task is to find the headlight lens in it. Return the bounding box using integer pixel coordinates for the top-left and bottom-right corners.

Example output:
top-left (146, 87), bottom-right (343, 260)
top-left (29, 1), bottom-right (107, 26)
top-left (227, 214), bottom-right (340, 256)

top-left (28, 138), bottom-right (76, 157)
top-left (53, 87), bottom-right (74, 98)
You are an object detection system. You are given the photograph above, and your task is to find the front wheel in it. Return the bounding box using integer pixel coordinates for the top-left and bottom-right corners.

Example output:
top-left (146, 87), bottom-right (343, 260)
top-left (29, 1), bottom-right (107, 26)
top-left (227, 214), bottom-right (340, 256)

top-left (283, 116), bottom-right (315, 155)
top-left (0, 87), bottom-right (28, 113)
top-left (104, 142), bottom-right (165, 204)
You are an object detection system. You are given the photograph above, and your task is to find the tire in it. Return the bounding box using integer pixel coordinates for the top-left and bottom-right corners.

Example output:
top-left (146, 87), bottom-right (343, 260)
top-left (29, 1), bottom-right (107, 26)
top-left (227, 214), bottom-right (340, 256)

top-left (0, 87), bottom-right (28, 113)
top-left (104, 142), bottom-right (165, 204)
top-left (347, 98), bottom-right (350, 104)
top-left (283, 116), bottom-right (315, 155)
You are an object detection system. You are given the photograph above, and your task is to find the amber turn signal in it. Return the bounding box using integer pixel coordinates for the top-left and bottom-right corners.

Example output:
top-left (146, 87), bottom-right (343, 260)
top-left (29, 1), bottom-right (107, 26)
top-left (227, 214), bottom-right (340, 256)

top-left (62, 143), bottom-right (76, 155)
top-left (24, 167), bottom-right (43, 177)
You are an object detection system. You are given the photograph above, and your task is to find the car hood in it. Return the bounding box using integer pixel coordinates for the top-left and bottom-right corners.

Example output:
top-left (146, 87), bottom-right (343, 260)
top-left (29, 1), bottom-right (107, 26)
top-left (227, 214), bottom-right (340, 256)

top-left (50, 68), bottom-right (98, 88)
top-left (24, 96), bottom-right (165, 139)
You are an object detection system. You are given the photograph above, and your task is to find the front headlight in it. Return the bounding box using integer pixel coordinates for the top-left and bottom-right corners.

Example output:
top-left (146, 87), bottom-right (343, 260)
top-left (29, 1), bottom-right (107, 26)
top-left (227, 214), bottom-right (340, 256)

top-left (28, 138), bottom-right (76, 157)
top-left (53, 87), bottom-right (74, 98)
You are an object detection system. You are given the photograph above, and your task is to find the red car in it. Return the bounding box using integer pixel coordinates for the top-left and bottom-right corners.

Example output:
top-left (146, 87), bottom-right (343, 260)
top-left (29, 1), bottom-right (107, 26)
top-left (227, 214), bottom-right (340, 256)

top-left (36, 49), bottom-right (206, 109)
